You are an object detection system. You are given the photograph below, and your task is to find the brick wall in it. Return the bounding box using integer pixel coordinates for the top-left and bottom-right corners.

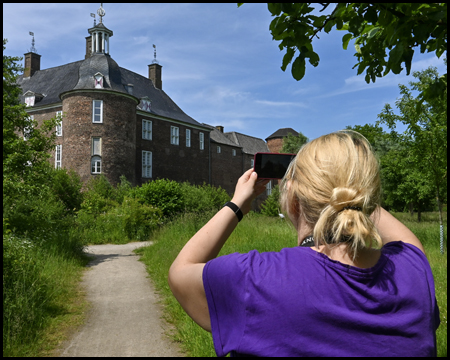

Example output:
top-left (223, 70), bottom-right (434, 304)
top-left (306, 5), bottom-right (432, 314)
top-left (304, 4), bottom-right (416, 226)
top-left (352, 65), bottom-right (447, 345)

top-left (136, 114), bottom-right (210, 186)
top-left (210, 142), bottom-right (242, 195)
top-left (61, 91), bottom-right (137, 186)
top-left (267, 138), bottom-right (283, 153)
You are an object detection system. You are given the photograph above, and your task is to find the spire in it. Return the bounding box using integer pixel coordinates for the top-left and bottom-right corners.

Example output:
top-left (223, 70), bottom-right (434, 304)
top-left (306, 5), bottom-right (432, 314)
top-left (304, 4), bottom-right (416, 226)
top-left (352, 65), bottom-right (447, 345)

top-left (97, 3), bottom-right (105, 24)
top-left (29, 31), bottom-right (37, 53)
top-left (87, 4), bottom-right (113, 56)
top-left (152, 44), bottom-right (159, 64)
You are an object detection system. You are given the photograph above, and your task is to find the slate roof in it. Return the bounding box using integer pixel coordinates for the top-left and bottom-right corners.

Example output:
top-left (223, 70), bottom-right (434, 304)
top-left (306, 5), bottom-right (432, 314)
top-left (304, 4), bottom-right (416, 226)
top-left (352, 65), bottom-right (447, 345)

top-left (265, 127), bottom-right (298, 141)
top-left (225, 132), bottom-right (269, 155)
top-left (17, 60), bottom-right (84, 106)
top-left (201, 124), bottom-right (242, 147)
top-left (16, 55), bottom-right (204, 127)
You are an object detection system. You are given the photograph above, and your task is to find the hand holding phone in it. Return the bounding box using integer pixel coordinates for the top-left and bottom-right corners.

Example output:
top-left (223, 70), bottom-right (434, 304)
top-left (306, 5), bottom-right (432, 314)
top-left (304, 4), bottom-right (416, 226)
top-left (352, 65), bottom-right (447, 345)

top-left (253, 152), bottom-right (296, 179)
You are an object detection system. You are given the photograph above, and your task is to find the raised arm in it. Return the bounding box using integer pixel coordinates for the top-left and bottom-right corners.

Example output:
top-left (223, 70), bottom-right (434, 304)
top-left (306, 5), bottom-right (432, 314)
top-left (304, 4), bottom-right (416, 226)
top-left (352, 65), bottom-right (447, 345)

top-left (371, 207), bottom-right (425, 254)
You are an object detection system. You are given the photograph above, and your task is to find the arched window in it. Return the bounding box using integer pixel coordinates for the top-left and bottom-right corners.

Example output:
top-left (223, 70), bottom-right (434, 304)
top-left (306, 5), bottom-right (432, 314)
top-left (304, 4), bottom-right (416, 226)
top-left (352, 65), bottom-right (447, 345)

top-left (91, 155), bottom-right (101, 174)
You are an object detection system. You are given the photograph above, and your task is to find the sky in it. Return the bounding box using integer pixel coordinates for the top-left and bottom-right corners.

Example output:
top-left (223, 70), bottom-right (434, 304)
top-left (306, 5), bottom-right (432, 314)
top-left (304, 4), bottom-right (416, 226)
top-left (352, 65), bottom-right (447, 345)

top-left (3, 3), bottom-right (447, 142)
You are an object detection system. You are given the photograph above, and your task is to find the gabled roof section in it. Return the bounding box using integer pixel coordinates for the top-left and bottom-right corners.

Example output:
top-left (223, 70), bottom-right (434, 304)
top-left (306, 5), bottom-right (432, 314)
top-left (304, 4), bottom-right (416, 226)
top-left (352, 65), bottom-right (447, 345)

top-left (266, 127), bottom-right (298, 141)
top-left (225, 132), bottom-right (269, 155)
top-left (120, 67), bottom-right (202, 126)
top-left (202, 124), bottom-right (242, 147)
top-left (16, 60), bottom-right (84, 106)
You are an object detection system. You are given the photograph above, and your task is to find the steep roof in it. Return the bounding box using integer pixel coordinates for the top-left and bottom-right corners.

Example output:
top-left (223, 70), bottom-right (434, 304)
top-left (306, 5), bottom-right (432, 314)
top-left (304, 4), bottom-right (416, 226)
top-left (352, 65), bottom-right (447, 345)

top-left (225, 132), bottom-right (269, 155)
top-left (16, 58), bottom-right (203, 127)
top-left (265, 127), bottom-right (298, 141)
top-left (202, 124), bottom-right (242, 147)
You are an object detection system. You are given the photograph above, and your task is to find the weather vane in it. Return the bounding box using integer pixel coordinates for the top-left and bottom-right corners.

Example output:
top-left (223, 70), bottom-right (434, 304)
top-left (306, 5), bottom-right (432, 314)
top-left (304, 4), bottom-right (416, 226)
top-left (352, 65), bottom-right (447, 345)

top-left (90, 13), bottom-right (96, 26)
top-left (152, 44), bottom-right (159, 64)
top-left (97, 3), bottom-right (105, 24)
top-left (29, 32), bottom-right (36, 53)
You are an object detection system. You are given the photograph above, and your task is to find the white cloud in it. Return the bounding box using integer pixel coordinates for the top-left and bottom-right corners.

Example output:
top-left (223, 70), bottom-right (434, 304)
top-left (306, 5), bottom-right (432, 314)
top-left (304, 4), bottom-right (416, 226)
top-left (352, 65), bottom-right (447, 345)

top-left (255, 100), bottom-right (308, 108)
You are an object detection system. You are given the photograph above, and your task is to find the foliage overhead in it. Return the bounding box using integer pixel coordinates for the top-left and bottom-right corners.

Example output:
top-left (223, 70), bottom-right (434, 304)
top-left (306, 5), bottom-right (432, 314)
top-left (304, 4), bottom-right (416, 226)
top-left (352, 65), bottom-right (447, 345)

top-left (238, 3), bottom-right (447, 103)
top-left (280, 131), bottom-right (309, 154)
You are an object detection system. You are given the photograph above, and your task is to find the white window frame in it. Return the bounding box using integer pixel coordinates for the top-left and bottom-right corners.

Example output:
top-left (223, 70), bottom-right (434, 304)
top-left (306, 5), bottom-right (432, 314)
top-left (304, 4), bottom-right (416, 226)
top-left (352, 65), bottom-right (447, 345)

top-left (24, 115), bottom-right (34, 140)
top-left (92, 100), bottom-right (103, 123)
top-left (232, 149), bottom-right (236, 156)
top-left (91, 155), bottom-right (101, 174)
top-left (142, 119), bottom-right (152, 140)
top-left (55, 144), bottom-right (62, 169)
top-left (199, 132), bottom-right (204, 150)
top-left (56, 111), bottom-right (63, 136)
top-left (171, 126), bottom-right (179, 145)
top-left (92, 137), bottom-right (102, 156)
top-left (217, 146), bottom-right (221, 154)
top-left (142, 150), bottom-right (152, 178)
top-left (186, 129), bottom-right (191, 147)
top-left (266, 181), bottom-right (272, 196)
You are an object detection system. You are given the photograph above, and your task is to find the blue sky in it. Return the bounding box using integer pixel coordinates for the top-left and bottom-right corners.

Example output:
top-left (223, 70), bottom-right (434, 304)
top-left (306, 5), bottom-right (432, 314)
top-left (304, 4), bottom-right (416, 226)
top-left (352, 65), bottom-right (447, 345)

top-left (3, 3), bottom-right (446, 142)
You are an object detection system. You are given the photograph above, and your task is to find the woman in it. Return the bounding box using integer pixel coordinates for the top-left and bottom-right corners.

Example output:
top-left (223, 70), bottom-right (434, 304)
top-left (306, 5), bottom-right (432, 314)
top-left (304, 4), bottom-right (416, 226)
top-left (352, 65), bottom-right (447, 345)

top-left (168, 130), bottom-right (440, 357)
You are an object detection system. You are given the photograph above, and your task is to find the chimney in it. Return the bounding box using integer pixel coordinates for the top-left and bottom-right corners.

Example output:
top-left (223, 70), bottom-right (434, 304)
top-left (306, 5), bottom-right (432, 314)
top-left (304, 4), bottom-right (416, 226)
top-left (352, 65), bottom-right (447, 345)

top-left (148, 63), bottom-right (162, 90)
top-left (23, 52), bottom-right (41, 78)
top-left (85, 36), bottom-right (92, 59)
top-left (216, 126), bottom-right (224, 133)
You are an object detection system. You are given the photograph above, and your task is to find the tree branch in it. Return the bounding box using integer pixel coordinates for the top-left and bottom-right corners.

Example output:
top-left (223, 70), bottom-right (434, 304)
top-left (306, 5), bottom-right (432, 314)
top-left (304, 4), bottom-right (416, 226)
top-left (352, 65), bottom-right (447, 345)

top-left (309, 4), bottom-right (339, 41)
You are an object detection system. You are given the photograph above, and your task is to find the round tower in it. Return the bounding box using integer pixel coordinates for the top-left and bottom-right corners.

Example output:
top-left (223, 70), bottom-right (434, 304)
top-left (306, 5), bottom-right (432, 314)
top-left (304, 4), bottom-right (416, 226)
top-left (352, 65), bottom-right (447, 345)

top-left (60, 8), bottom-right (138, 186)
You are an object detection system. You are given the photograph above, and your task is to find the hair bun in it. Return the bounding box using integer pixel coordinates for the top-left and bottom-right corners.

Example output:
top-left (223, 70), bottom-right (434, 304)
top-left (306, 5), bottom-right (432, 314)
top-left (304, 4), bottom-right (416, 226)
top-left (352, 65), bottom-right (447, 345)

top-left (330, 187), bottom-right (359, 213)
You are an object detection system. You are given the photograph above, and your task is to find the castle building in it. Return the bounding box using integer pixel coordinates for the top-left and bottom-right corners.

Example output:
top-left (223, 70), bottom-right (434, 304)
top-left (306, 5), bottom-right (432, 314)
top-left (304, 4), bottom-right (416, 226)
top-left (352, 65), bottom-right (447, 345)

top-left (15, 6), bottom-right (295, 208)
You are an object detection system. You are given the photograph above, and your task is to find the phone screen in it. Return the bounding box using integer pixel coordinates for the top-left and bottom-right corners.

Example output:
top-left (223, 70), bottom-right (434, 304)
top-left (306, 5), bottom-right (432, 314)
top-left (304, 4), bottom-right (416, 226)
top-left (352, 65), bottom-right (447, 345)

top-left (253, 153), bottom-right (296, 179)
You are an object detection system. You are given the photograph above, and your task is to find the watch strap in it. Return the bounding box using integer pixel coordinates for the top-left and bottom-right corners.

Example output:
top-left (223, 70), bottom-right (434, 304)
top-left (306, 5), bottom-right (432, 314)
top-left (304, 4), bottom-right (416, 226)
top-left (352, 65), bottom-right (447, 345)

top-left (223, 201), bottom-right (243, 222)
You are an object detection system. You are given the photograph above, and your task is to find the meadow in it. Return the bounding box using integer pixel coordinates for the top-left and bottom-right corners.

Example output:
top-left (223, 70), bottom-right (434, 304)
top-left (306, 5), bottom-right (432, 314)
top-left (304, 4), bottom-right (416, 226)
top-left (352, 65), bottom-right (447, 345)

top-left (137, 211), bottom-right (447, 357)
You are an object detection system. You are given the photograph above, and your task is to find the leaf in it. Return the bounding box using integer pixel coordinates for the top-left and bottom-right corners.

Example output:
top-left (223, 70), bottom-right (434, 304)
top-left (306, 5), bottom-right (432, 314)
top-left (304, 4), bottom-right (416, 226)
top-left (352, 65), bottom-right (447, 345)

top-left (308, 51), bottom-right (320, 67)
top-left (367, 27), bottom-right (380, 39)
top-left (281, 47), bottom-right (295, 71)
top-left (267, 3), bottom-right (282, 16)
top-left (342, 33), bottom-right (352, 50)
top-left (291, 56), bottom-right (306, 81)
top-left (355, 44), bottom-right (362, 54)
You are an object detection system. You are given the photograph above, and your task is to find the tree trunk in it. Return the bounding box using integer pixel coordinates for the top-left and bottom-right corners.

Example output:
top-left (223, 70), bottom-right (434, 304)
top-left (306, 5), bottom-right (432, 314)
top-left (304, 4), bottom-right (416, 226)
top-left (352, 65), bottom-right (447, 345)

top-left (409, 202), bottom-right (414, 217)
top-left (417, 204), bottom-right (422, 222)
top-left (436, 189), bottom-right (444, 254)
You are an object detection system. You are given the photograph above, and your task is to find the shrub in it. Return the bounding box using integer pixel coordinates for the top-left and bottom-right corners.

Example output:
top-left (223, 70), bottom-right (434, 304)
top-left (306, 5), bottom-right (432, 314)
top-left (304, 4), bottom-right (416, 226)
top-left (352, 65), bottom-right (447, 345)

top-left (49, 168), bottom-right (84, 215)
top-left (132, 179), bottom-right (184, 218)
top-left (260, 185), bottom-right (281, 216)
top-left (180, 182), bottom-right (230, 213)
top-left (121, 197), bottom-right (163, 241)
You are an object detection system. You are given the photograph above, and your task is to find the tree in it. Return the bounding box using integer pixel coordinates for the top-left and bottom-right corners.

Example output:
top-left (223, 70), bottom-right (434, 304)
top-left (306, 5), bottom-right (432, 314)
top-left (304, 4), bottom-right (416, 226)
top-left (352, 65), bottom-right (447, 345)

top-left (238, 3), bottom-right (447, 103)
top-left (377, 66), bottom-right (447, 251)
top-left (280, 131), bottom-right (309, 153)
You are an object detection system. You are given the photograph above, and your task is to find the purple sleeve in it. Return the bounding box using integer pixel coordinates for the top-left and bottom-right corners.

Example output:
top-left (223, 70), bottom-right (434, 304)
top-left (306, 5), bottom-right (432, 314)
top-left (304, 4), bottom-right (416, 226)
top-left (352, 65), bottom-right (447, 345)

top-left (203, 252), bottom-right (249, 357)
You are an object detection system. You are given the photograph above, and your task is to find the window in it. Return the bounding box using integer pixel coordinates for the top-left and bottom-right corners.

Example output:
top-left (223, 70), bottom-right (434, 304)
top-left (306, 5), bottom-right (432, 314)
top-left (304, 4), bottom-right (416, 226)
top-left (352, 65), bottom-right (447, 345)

top-left (186, 129), bottom-right (191, 147)
top-left (171, 126), bottom-right (179, 145)
top-left (55, 144), bottom-right (62, 169)
top-left (91, 156), bottom-right (101, 174)
top-left (217, 146), bottom-right (221, 154)
top-left (142, 119), bottom-right (152, 140)
top-left (24, 115), bottom-right (34, 140)
top-left (94, 73), bottom-right (104, 88)
top-left (25, 95), bottom-right (35, 107)
top-left (232, 149), bottom-right (236, 156)
top-left (142, 151), bottom-right (152, 178)
top-left (56, 111), bottom-right (63, 136)
top-left (266, 181), bottom-right (272, 196)
top-left (251, 158), bottom-right (254, 168)
top-left (92, 137), bottom-right (101, 156)
top-left (199, 132), bottom-right (204, 150)
top-left (91, 137), bottom-right (102, 174)
top-left (92, 100), bottom-right (103, 123)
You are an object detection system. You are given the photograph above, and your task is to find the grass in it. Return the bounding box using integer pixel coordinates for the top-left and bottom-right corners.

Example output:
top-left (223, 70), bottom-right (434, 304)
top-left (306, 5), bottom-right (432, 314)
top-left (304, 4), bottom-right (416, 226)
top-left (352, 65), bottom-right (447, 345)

top-left (3, 231), bottom-right (90, 357)
top-left (137, 211), bottom-right (447, 357)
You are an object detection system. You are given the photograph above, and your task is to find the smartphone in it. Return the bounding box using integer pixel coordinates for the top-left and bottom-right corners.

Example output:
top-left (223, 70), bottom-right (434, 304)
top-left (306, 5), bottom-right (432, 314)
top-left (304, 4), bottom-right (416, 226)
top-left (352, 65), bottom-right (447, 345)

top-left (253, 152), bottom-right (296, 179)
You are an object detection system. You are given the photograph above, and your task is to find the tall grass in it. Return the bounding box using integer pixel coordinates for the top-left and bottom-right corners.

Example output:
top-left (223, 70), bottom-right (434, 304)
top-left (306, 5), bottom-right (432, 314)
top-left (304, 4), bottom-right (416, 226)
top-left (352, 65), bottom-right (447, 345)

top-left (3, 229), bottom-right (89, 356)
top-left (137, 211), bottom-right (447, 357)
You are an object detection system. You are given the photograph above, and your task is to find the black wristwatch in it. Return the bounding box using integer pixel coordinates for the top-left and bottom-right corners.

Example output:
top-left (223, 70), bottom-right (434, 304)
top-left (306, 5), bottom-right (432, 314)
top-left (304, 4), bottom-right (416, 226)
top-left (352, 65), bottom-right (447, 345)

top-left (223, 201), bottom-right (243, 222)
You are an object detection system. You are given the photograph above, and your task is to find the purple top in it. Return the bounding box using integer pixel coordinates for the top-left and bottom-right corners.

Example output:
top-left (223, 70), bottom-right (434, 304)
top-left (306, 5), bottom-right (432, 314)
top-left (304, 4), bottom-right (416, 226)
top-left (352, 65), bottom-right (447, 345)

top-left (203, 241), bottom-right (440, 357)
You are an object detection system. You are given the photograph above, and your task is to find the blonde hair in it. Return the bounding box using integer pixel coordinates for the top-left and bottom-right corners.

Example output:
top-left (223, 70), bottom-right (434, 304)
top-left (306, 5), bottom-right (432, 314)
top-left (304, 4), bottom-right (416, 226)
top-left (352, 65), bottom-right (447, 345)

top-left (280, 130), bottom-right (382, 259)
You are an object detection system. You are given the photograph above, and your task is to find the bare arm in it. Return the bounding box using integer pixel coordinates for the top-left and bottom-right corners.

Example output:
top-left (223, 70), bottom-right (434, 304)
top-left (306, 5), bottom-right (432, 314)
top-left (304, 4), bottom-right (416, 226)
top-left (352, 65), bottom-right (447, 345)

top-left (168, 169), bottom-right (269, 332)
top-left (371, 207), bottom-right (425, 254)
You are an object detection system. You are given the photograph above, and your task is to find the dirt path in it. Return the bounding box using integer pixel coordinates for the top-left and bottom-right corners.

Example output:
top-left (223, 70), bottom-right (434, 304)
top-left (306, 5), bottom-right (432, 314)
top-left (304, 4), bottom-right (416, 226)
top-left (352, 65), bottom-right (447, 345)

top-left (59, 242), bottom-right (183, 357)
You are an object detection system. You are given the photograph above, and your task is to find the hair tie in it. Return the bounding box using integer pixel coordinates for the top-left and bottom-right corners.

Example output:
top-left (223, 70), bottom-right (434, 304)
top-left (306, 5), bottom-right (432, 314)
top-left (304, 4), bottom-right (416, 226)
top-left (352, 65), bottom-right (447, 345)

top-left (339, 206), bottom-right (362, 213)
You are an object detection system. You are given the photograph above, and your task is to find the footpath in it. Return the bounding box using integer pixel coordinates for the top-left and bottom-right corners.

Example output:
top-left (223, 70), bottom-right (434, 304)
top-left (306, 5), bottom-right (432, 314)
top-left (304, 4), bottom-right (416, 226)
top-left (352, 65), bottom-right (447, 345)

top-left (59, 242), bottom-right (182, 357)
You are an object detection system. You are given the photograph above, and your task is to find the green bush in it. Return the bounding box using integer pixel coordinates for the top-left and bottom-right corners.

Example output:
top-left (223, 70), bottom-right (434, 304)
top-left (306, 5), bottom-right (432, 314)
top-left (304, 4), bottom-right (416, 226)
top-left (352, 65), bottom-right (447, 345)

top-left (260, 185), bottom-right (281, 217)
top-left (49, 168), bottom-right (84, 215)
top-left (132, 179), bottom-right (184, 218)
top-left (180, 182), bottom-right (230, 213)
top-left (121, 197), bottom-right (163, 241)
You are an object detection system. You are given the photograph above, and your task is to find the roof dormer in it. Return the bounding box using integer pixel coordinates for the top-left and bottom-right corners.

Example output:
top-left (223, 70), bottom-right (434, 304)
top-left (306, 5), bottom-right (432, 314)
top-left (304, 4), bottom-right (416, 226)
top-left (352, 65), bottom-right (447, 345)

top-left (94, 72), bottom-right (104, 88)
top-left (139, 96), bottom-right (151, 112)
top-left (24, 90), bottom-right (44, 107)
